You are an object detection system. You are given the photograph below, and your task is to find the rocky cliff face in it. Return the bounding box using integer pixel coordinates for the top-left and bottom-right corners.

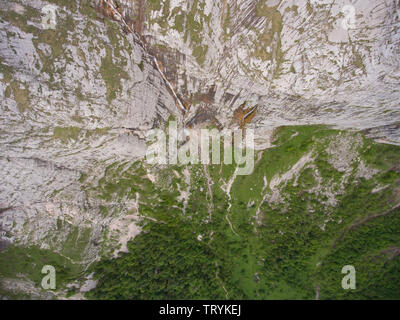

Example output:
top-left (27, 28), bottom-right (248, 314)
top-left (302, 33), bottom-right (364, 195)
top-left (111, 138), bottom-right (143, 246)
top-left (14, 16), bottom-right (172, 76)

top-left (116, 0), bottom-right (400, 143)
top-left (0, 0), bottom-right (399, 299)
top-left (0, 0), bottom-right (181, 298)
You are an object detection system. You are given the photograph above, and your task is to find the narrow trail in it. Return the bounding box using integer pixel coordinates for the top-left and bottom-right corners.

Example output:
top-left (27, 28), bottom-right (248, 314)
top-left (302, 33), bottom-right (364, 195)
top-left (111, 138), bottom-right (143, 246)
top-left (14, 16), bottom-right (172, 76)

top-left (225, 214), bottom-right (238, 236)
top-left (153, 57), bottom-right (187, 113)
top-left (221, 167), bottom-right (240, 236)
top-left (202, 164), bottom-right (214, 222)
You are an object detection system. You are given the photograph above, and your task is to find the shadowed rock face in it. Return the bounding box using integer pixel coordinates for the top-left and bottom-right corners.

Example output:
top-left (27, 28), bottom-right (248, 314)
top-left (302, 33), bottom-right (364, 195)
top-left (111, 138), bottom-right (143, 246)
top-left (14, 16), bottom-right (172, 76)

top-left (114, 0), bottom-right (400, 144)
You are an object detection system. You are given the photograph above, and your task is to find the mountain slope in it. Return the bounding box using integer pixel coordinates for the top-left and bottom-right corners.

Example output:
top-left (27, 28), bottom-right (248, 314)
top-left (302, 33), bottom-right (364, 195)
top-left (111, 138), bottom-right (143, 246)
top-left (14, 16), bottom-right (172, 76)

top-left (0, 0), bottom-right (399, 299)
